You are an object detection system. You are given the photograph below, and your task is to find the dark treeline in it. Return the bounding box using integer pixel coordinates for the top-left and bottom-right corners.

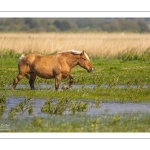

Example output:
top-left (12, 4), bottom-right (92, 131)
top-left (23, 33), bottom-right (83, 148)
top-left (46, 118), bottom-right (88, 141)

top-left (0, 18), bottom-right (150, 33)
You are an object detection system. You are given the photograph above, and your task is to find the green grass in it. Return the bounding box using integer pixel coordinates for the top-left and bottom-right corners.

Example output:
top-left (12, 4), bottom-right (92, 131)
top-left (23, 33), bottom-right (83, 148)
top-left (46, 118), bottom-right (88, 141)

top-left (1, 51), bottom-right (150, 132)
top-left (1, 113), bottom-right (150, 132)
top-left (1, 87), bottom-right (150, 103)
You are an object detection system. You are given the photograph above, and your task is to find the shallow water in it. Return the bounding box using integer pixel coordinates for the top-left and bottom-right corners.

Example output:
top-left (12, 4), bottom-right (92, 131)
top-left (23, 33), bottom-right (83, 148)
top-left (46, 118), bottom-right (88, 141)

top-left (5, 83), bottom-right (150, 90)
top-left (2, 97), bottom-right (150, 119)
top-left (87, 102), bottom-right (150, 115)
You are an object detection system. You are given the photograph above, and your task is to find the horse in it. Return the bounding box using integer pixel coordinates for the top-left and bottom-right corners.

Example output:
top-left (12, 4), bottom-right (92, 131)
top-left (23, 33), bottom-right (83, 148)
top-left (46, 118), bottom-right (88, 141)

top-left (12, 50), bottom-right (93, 90)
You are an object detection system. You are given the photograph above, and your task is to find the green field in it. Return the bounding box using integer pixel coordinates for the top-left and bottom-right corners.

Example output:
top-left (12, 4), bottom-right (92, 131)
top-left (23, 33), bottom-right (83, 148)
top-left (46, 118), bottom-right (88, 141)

top-left (0, 51), bottom-right (150, 132)
top-left (1, 51), bottom-right (150, 102)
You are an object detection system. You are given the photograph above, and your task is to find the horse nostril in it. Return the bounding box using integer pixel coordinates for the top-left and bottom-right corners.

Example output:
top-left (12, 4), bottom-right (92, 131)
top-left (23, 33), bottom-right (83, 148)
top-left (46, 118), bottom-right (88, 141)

top-left (88, 68), bottom-right (93, 73)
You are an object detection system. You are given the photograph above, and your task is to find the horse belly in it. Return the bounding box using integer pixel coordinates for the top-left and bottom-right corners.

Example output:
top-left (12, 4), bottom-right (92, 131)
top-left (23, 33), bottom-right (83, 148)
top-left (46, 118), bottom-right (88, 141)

top-left (33, 65), bottom-right (55, 79)
top-left (36, 73), bottom-right (55, 79)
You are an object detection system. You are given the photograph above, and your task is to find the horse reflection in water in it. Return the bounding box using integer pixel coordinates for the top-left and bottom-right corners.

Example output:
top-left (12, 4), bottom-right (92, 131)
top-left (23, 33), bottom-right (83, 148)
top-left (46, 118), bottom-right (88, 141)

top-left (12, 50), bottom-right (93, 90)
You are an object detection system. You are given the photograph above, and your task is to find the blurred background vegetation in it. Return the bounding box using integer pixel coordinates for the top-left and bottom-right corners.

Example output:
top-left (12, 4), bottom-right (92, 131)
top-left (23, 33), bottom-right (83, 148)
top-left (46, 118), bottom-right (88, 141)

top-left (0, 18), bottom-right (150, 33)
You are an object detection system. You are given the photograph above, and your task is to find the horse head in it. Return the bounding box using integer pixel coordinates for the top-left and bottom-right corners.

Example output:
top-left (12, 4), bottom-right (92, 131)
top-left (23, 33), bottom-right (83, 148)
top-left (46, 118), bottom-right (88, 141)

top-left (78, 51), bottom-right (93, 73)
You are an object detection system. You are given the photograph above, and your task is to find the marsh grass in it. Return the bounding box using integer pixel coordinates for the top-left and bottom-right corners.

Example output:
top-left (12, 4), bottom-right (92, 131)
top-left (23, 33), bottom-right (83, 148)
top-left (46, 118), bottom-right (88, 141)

top-left (117, 48), bottom-right (150, 61)
top-left (1, 33), bottom-right (150, 58)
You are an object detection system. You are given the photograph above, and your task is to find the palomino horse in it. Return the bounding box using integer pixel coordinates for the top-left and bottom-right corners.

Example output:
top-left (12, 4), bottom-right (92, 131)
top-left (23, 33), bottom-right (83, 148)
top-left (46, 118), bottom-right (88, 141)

top-left (12, 50), bottom-right (93, 90)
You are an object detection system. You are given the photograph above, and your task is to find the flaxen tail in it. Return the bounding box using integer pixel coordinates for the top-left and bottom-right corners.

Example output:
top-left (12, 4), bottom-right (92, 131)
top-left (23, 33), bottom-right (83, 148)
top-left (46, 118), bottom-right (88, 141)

top-left (18, 54), bottom-right (30, 79)
top-left (18, 54), bottom-right (25, 64)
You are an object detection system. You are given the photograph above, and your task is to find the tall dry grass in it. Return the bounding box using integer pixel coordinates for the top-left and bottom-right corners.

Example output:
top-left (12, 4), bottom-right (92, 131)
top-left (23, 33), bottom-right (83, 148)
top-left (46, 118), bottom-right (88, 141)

top-left (0, 32), bottom-right (150, 57)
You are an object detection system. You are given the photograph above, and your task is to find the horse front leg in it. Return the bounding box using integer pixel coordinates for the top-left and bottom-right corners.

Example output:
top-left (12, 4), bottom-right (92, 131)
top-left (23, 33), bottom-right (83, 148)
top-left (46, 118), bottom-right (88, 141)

top-left (62, 75), bottom-right (73, 90)
top-left (55, 74), bottom-right (62, 90)
top-left (68, 75), bottom-right (73, 87)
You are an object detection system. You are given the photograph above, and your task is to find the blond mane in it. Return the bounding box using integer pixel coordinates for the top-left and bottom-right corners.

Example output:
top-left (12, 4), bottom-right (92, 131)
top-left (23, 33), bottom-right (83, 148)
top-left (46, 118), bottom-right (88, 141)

top-left (58, 50), bottom-right (90, 60)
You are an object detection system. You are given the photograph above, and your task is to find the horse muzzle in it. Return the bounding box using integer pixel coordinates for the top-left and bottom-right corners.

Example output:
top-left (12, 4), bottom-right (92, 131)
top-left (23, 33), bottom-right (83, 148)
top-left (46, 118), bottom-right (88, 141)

top-left (87, 68), bottom-right (93, 73)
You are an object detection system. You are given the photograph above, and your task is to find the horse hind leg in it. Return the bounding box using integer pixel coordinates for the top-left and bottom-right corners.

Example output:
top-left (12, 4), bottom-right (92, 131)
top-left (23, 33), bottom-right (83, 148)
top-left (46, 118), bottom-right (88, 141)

top-left (29, 73), bottom-right (36, 90)
top-left (12, 74), bottom-right (24, 90)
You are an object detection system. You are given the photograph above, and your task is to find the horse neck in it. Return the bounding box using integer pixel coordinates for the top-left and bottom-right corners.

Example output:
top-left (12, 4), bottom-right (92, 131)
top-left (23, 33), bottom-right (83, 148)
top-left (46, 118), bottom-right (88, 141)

top-left (63, 53), bottom-right (80, 69)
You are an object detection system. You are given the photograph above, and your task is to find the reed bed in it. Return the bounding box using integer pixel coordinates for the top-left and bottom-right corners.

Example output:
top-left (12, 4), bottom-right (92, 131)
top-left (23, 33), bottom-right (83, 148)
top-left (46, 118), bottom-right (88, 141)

top-left (0, 32), bottom-right (150, 57)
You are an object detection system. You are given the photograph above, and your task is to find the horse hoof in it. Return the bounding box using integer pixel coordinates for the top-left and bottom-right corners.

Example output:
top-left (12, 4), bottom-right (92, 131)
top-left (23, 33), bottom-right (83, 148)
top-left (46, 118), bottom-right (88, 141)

top-left (61, 85), bottom-right (70, 90)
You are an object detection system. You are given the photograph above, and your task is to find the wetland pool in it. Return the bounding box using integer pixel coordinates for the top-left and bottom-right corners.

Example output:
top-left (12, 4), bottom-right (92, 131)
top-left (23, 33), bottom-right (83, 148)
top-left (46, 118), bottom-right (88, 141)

top-left (2, 96), bottom-right (150, 119)
top-left (2, 83), bottom-right (150, 119)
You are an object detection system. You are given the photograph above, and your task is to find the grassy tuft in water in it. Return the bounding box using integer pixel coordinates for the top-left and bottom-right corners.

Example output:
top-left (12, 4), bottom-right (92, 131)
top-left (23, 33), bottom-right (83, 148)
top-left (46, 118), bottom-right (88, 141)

top-left (0, 95), bottom-right (6, 117)
top-left (8, 97), bottom-right (35, 119)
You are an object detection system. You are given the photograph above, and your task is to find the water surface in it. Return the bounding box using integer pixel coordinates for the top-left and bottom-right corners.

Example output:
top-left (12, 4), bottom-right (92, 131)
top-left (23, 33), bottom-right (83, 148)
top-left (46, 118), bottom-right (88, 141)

top-left (5, 83), bottom-right (150, 90)
top-left (2, 97), bottom-right (150, 119)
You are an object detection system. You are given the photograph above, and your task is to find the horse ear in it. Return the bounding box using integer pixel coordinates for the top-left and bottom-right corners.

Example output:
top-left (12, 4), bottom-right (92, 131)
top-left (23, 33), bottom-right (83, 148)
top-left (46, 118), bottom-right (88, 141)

top-left (81, 50), bottom-right (85, 55)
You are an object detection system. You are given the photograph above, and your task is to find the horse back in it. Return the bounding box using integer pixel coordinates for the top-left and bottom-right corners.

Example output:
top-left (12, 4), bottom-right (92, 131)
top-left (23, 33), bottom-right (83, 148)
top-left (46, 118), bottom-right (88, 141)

top-left (19, 53), bottom-right (68, 77)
